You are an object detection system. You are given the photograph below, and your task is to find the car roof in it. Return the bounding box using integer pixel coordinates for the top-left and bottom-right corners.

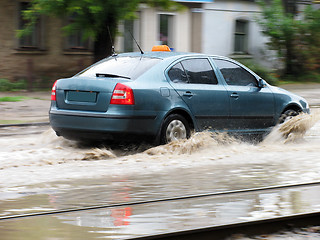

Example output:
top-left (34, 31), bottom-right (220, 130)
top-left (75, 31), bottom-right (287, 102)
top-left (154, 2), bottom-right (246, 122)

top-left (118, 51), bottom-right (203, 59)
top-left (117, 51), bottom-right (232, 62)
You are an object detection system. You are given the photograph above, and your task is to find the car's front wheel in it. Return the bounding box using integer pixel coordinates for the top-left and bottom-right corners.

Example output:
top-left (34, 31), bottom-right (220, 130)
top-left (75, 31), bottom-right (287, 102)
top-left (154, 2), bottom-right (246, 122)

top-left (161, 114), bottom-right (190, 144)
top-left (278, 109), bottom-right (299, 124)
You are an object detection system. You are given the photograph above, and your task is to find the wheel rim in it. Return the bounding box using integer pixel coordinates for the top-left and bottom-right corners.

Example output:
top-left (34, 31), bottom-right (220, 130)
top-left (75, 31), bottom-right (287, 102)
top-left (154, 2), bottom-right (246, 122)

top-left (165, 119), bottom-right (187, 142)
top-left (279, 110), bottom-right (298, 124)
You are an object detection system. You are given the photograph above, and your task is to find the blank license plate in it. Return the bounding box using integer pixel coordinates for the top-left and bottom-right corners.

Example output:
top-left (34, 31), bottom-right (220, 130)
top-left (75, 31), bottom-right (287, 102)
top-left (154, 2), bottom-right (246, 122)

top-left (66, 91), bottom-right (97, 103)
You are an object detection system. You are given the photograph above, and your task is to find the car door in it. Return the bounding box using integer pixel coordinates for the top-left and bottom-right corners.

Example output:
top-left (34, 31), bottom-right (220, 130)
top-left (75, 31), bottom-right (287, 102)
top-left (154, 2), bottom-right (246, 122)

top-left (213, 58), bottom-right (275, 131)
top-left (167, 58), bottom-right (230, 131)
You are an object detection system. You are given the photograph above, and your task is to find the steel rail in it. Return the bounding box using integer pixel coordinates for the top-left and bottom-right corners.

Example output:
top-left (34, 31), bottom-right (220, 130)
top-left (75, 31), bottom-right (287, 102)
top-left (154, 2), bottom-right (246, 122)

top-left (126, 211), bottom-right (320, 240)
top-left (0, 122), bottom-right (49, 128)
top-left (1, 180), bottom-right (320, 221)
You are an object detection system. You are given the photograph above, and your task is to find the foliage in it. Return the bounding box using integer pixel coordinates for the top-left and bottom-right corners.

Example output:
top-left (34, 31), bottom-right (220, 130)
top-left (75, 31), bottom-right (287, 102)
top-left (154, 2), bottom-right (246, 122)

top-left (295, 6), bottom-right (320, 73)
top-left (0, 96), bottom-right (30, 102)
top-left (280, 72), bottom-right (320, 84)
top-left (0, 79), bottom-right (27, 92)
top-left (239, 59), bottom-right (320, 85)
top-left (17, 0), bottom-right (184, 62)
top-left (258, 0), bottom-right (320, 77)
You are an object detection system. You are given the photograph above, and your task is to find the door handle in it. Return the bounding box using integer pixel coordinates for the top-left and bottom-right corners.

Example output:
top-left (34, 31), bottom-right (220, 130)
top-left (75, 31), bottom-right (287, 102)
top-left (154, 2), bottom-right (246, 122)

top-left (183, 91), bottom-right (194, 97)
top-left (230, 92), bottom-right (239, 98)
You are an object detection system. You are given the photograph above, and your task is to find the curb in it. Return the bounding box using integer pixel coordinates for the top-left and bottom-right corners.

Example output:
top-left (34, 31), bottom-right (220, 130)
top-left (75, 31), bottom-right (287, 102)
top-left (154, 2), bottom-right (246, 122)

top-left (0, 122), bottom-right (50, 128)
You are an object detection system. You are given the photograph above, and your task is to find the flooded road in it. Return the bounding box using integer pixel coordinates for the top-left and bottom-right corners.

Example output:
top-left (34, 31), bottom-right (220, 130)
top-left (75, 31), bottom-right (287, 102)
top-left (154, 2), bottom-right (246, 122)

top-left (1, 180), bottom-right (320, 239)
top-left (0, 109), bottom-right (319, 207)
top-left (0, 109), bottom-right (320, 189)
top-left (0, 105), bottom-right (320, 238)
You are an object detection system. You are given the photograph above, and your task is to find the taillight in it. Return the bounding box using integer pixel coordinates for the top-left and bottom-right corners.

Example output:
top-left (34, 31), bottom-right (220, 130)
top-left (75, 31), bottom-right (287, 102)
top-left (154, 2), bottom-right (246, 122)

top-left (110, 83), bottom-right (135, 105)
top-left (51, 80), bottom-right (57, 101)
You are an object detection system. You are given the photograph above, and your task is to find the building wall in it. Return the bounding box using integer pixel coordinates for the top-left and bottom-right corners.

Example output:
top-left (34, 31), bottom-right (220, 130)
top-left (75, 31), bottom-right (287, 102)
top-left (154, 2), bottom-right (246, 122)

top-left (116, 1), bottom-right (272, 66)
top-left (0, 0), bottom-right (93, 86)
top-left (191, 10), bottom-right (203, 53)
top-left (1, 0), bottom-right (277, 86)
top-left (116, 5), bottom-right (193, 53)
top-left (202, 0), bottom-right (272, 66)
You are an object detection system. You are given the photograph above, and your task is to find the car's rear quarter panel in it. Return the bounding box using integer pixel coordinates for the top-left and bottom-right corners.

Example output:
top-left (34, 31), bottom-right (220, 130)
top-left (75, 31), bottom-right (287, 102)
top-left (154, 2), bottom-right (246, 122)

top-left (127, 61), bottom-right (194, 134)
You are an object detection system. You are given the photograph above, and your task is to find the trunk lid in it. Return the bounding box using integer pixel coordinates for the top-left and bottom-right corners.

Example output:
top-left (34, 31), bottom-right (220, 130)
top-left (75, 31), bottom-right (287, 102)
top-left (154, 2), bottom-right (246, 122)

top-left (55, 76), bottom-right (129, 112)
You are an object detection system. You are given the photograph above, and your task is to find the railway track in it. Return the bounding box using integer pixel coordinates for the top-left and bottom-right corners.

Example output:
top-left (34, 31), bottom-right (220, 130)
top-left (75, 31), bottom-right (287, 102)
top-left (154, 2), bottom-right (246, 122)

top-left (1, 180), bottom-right (320, 221)
top-left (1, 181), bottom-right (320, 239)
top-left (0, 122), bottom-right (49, 128)
top-left (0, 122), bottom-right (49, 136)
top-left (129, 212), bottom-right (320, 240)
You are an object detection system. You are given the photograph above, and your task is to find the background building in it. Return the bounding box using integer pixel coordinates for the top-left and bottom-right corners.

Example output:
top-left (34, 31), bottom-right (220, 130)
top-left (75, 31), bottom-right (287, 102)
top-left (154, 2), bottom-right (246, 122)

top-left (2, 0), bottom-right (315, 88)
top-left (116, 0), bottom-right (271, 67)
top-left (0, 0), bottom-right (93, 87)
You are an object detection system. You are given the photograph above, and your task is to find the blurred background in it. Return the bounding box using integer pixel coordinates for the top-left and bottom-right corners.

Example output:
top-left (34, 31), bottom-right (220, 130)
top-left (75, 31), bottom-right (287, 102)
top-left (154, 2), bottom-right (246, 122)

top-left (0, 0), bottom-right (319, 91)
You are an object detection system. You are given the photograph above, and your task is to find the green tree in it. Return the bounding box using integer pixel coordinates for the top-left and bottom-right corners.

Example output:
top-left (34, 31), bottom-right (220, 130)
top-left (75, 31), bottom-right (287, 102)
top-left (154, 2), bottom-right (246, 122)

top-left (295, 5), bottom-right (320, 74)
top-left (18, 0), bottom-right (182, 63)
top-left (258, 0), bottom-right (299, 75)
top-left (258, 0), bottom-right (320, 77)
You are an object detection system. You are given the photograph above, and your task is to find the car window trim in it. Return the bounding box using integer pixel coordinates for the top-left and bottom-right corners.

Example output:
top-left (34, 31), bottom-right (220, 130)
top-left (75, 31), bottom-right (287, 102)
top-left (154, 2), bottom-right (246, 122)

top-left (166, 56), bottom-right (220, 85)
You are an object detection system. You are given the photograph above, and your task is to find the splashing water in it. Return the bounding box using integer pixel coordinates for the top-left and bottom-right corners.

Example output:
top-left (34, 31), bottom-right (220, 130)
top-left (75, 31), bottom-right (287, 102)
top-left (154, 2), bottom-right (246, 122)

top-left (262, 110), bottom-right (320, 144)
top-left (146, 110), bottom-right (320, 156)
top-left (0, 109), bottom-right (320, 190)
top-left (82, 148), bottom-right (116, 160)
top-left (0, 109), bottom-right (319, 171)
top-left (145, 132), bottom-right (239, 155)
top-left (0, 129), bottom-right (117, 169)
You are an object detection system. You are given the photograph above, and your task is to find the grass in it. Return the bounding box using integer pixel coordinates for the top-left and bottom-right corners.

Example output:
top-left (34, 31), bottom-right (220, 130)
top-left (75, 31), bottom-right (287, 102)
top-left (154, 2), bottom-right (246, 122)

top-left (0, 120), bottom-right (27, 125)
top-left (0, 96), bottom-right (31, 102)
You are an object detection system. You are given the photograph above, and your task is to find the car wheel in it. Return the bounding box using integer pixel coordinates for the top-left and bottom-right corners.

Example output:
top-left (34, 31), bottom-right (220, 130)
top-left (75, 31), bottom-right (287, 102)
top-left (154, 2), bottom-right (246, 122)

top-left (278, 109), bottom-right (299, 124)
top-left (161, 114), bottom-right (190, 144)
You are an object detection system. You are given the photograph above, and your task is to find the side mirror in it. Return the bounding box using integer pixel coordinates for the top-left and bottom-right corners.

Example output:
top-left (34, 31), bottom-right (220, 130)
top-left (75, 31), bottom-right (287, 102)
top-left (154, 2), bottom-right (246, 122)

top-left (258, 79), bottom-right (267, 88)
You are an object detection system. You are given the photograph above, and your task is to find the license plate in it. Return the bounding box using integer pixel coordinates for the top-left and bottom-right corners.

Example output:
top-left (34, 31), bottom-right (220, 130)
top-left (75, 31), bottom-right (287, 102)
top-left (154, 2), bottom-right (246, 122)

top-left (66, 91), bottom-right (97, 103)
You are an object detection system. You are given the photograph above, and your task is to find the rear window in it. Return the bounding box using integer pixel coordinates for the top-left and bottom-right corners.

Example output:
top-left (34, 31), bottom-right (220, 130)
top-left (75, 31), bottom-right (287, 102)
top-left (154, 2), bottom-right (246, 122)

top-left (78, 56), bottom-right (162, 80)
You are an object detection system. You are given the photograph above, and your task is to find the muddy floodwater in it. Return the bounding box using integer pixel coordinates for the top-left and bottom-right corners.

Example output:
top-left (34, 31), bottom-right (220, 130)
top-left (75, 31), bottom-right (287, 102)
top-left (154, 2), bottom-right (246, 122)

top-left (0, 108), bottom-right (320, 239)
top-left (1, 109), bottom-right (320, 191)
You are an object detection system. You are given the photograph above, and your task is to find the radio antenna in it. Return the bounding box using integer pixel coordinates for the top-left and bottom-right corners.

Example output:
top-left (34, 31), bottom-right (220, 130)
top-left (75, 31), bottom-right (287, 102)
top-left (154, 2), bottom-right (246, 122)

top-left (129, 30), bottom-right (144, 54)
top-left (107, 26), bottom-right (117, 57)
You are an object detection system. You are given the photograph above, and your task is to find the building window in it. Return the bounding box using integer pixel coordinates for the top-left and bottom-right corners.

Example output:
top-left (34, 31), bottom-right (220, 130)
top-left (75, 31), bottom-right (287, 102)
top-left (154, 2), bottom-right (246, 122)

top-left (66, 32), bottom-right (91, 50)
top-left (159, 14), bottom-right (173, 47)
top-left (18, 2), bottom-right (42, 49)
top-left (234, 20), bottom-right (248, 54)
top-left (123, 20), bottom-right (134, 52)
top-left (65, 16), bottom-right (91, 51)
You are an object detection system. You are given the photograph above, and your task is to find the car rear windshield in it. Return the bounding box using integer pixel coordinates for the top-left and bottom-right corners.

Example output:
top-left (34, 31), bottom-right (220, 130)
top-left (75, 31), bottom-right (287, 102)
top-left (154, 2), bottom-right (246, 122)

top-left (78, 56), bottom-right (162, 80)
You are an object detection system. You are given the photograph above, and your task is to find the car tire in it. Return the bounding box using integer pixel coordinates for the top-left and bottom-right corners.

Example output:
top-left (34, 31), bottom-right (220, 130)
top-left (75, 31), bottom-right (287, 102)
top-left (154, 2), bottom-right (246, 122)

top-left (161, 114), bottom-right (190, 144)
top-left (278, 109), bottom-right (299, 124)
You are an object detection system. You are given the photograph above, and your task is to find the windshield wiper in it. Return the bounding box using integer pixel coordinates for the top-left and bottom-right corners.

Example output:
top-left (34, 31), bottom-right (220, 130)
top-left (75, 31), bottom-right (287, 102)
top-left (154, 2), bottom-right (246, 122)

top-left (96, 73), bottom-right (131, 79)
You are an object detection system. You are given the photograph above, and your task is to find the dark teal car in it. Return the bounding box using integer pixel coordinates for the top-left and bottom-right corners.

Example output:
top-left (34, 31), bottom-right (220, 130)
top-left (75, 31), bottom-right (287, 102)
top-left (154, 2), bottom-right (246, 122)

top-left (49, 49), bottom-right (309, 144)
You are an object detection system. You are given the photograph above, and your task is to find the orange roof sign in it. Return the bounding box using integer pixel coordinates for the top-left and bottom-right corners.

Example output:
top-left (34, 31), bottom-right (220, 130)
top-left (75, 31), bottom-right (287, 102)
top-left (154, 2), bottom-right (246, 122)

top-left (152, 45), bottom-right (171, 52)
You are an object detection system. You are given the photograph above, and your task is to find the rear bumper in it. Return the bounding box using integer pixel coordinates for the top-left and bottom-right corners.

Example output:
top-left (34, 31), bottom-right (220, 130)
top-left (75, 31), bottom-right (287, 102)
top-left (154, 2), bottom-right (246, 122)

top-left (49, 109), bottom-right (156, 120)
top-left (49, 109), bottom-right (159, 141)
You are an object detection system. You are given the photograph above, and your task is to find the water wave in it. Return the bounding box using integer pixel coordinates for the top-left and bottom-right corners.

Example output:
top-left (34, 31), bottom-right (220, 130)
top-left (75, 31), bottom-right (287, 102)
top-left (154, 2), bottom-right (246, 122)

top-left (263, 110), bottom-right (320, 144)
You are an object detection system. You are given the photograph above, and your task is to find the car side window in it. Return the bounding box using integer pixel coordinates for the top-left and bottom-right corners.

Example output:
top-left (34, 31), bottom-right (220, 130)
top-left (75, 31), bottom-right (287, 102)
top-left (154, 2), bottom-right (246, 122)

top-left (168, 62), bottom-right (188, 84)
top-left (181, 58), bottom-right (218, 85)
top-left (214, 59), bottom-right (258, 87)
